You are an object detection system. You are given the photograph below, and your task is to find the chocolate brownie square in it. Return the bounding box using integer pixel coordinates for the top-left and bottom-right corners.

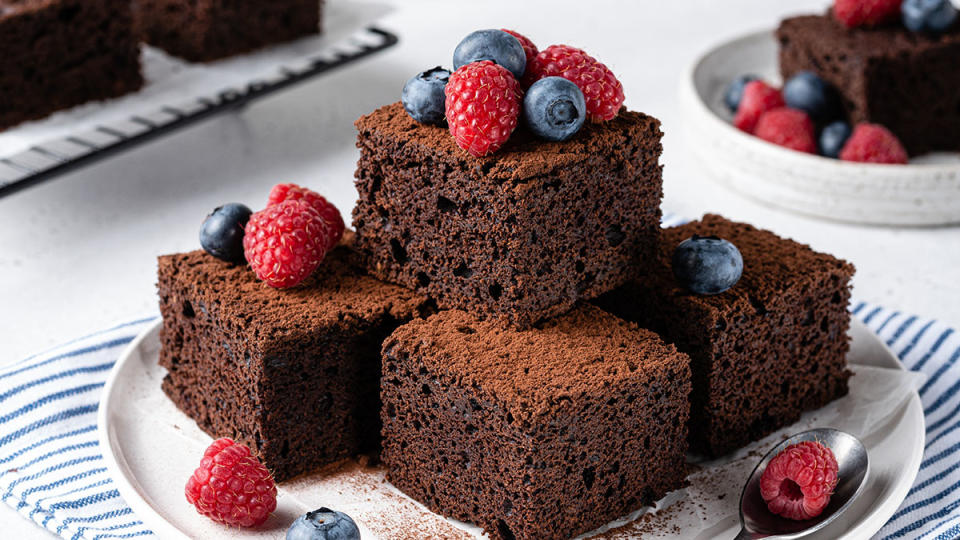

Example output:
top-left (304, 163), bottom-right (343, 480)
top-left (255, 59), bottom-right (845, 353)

top-left (353, 102), bottom-right (663, 329)
top-left (134, 0), bottom-right (322, 62)
top-left (596, 214), bottom-right (854, 457)
top-left (0, 0), bottom-right (142, 130)
top-left (380, 305), bottom-right (691, 540)
top-left (157, 240), bottom-right (429, 481)
top-left (778, 14), bottom-right (960, 155)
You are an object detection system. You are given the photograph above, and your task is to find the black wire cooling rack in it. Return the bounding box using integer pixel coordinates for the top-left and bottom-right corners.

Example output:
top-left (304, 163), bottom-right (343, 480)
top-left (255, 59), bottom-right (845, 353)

top-left (0, 27), bottom-right (398, 198)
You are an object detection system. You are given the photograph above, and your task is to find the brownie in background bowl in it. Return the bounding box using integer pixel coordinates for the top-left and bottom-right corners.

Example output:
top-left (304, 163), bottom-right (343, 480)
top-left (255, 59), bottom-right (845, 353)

top-left (134, 0), bottom-right (322, 62)
top-left (380, 305), bottom-right (691, 540)
top-left (778, 14), bottom-right (960, 155)
top-left (353, 102), bottom-right (663, 329)
top-left (157, 239), bottom-right (430, 482)
top-left (597, 214), bottom-right (854, 457)
top-left (0, 0), bottom-right (142, 130)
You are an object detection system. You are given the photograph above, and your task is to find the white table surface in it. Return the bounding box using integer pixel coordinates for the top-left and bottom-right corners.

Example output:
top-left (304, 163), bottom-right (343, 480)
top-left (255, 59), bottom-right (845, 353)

top-left (1, 0), bottom-right (958, 537)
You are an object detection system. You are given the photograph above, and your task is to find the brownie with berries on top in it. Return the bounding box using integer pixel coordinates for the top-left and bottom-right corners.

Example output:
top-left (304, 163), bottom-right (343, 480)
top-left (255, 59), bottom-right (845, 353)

top-left (133, 0), bottom-right (322, 62)
top-left (158, 231), bottom-right (431, 481)
top-left (380, 305), bottom-right (691, 540)
top-left (0, 0), bottom-right (142, 130)
top-left (360, 30), bottom-right (658, 330)
top-left (777, 10), bottom-right (960, 155)
top-left (162, 184), bottom-right (424, 485)
top-left (353, 101), bottom-right (662, 329)
top-left (596, 214), bottom-right (854, 457)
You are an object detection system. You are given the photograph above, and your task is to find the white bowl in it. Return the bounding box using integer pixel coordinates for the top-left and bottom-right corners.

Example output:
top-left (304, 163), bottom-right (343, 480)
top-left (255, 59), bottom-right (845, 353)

top-left (680, 29), bottom-right (960, 226)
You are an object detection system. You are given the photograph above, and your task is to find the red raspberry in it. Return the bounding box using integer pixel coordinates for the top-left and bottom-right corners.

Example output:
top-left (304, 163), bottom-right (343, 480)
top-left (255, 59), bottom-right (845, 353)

top-left (760, 440), bottom-right (838, 521)
top-left (502, 29), bottom-right (539, 88)
top-left (527, 45), bottom-right (624, 122)
top-left (734, 81), bottom-right (785, 134)
top-left (445, 60), bottom-right (521, 157)
top-left (833, 0), bottom-right (901, 28)
top-left (267, 183), bottom-right (344, 250)
top-left (839, 123), bottom-right (909, 164)
top-left (185, 438), bottom-right (277, 528)
top-left (754, 108), bottom-right (817, 154)
top-left (243, 200), bottom-right (330, 288)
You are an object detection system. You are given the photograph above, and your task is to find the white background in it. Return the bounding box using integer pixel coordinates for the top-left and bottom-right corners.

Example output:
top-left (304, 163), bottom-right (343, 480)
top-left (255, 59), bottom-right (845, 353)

top-left (1, 0), bottom-right (959, 536)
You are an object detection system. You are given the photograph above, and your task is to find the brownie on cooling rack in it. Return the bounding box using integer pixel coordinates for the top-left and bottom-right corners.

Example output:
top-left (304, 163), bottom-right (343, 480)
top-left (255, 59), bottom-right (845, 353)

top-left (0, 0), bottom-right (142, 130)
top-left (157, 240), bottom-right (430, 481)
top-left (380, 305), bottom-right (691, 540)
top-left (597, 214), bottom-right (855, 457)
top-left (134, 0), bottom-right (323, 62)
top-left (352, 102), bottom-right (664, 329)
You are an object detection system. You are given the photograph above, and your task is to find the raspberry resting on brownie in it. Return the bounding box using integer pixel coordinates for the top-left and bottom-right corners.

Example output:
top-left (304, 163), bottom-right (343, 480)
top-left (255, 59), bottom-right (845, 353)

top-left (157, 237), bottom-right (430, 481)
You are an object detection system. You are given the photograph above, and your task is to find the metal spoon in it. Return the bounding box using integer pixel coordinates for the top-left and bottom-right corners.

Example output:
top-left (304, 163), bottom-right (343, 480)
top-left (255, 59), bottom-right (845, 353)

top-left (735, 428), bottom-right (869, 539)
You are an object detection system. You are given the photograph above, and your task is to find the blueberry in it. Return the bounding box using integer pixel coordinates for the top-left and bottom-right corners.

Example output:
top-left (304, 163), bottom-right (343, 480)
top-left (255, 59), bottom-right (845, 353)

top-left (286, 508), bottom-right (360, 540)
top-left (903, 0), bottom-right (958, 33)
top-left (199, 203), bottom-right (252, 263)
top-left (453, 29), bottom-right (526, 80)
top-left (819, 121), bottom-right (853, 159)
top-left (724, 74), bottom-right (759, 113)
top-left (401, 67), bottom-right (450, 125)
top-left (672, 235), bottom-right (743, 295)
top-left (522, 77), bottom-right (586, 141)
top-left (783, 71), bottom-right (841, 122)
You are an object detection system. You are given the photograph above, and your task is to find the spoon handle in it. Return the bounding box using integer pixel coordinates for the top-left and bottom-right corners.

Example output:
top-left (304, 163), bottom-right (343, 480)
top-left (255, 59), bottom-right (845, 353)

top-left (734, 528), bottom-right (757, 540)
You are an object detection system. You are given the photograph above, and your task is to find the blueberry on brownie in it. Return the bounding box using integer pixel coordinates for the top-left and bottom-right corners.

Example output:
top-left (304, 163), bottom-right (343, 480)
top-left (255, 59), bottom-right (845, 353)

top-left (157, 236), bottom-right (430, 481)
top-left (596, 214), bottom-right (854, 456)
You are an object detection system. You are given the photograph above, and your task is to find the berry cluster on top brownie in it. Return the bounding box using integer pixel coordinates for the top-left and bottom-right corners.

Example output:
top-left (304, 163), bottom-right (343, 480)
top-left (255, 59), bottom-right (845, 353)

top-left (356, 29), bottom-right (661, 329)
top-left (769, 0), bottom-right (960, 157)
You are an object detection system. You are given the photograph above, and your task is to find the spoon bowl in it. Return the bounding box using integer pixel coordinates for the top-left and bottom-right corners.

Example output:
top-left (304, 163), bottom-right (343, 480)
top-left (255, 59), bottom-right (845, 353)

top-left (737, 429), bottom-right (869, 539)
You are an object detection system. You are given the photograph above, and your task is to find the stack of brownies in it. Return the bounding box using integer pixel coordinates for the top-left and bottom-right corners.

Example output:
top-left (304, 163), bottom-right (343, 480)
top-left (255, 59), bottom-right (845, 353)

top-left (158, 100), bottom-right (854, 539)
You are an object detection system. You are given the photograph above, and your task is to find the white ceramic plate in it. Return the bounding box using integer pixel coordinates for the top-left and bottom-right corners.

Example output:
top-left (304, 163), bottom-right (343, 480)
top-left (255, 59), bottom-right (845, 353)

top-left (680, 29), bottom-right (960, 226)
top-left (98, 319), bottom-right (924, 539)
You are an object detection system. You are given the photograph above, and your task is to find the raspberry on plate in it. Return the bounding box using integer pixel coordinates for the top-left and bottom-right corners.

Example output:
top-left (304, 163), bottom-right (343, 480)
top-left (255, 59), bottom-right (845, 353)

top-left (839, 123), bottom-right (910, 164)
top-left (445, 60), bottom-right (522, 157)
top-left (734, 81), bottom-right (785, 134)
top-left (243, 199), bottom-right (331, 288)
top-left (754, 108), bottom-right (817, 154)
top-left (527, 44), bottom-right (625, 122)
top-left (760, 440), bottom-right (839, 521)
top-left (833, 0), bottom-right (902, 28)
top-left (267, 183), bottom-right (344, 250)
top-left (502, 29), bottom-right (539, 87)
top-left (185, 438), bottom-right (277, 528)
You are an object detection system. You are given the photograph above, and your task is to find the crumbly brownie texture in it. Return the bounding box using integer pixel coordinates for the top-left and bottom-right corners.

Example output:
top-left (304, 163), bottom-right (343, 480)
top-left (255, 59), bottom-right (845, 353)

top-left (0, 0), bottom-right (142, 130)
top-left (134, 0), bottom-right (322, 62)
top-left (353, 102), bottom-right (663, 329)
top-left (157, 240), bottom-right (430, 482)
top-left (596, 214), bottom-right (854, 457)
top-left (778, 14), bottom-right (960, 155)
top-left (380, 305), bottom-right (691, 540)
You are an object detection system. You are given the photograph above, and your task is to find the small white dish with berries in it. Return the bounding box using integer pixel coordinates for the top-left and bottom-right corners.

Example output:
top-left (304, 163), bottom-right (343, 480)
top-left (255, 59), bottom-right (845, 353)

top-left (680, 0), bottom-right (960, 226)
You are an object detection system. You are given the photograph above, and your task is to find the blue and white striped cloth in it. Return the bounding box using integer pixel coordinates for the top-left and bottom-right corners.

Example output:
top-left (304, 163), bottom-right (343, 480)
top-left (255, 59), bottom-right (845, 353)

top-left (0, 305), bottom-right (959, 539)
